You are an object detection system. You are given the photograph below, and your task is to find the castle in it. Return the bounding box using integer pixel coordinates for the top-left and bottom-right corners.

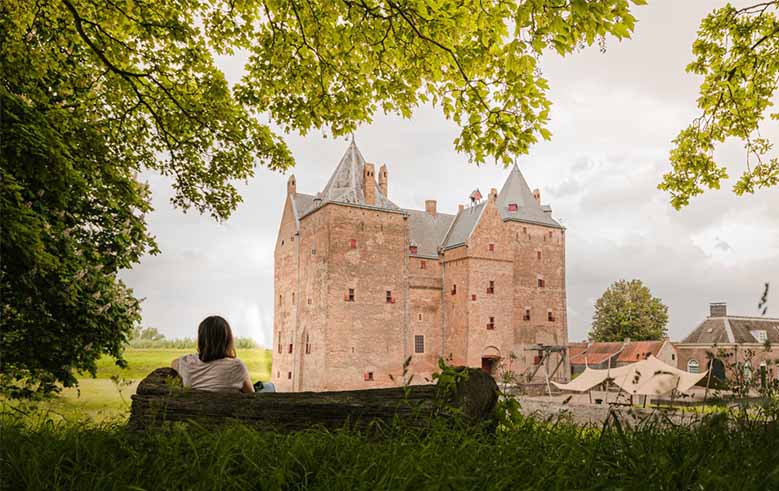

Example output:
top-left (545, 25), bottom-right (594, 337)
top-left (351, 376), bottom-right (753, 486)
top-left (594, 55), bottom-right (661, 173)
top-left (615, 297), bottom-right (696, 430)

top-left (272, 141), bottom-right (568, 392)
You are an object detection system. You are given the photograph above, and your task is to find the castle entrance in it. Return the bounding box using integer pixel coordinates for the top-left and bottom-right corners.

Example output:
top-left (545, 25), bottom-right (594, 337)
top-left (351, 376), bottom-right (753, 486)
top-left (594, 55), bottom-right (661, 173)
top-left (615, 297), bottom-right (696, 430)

top-left (481, 346), bottom-right (501, 376)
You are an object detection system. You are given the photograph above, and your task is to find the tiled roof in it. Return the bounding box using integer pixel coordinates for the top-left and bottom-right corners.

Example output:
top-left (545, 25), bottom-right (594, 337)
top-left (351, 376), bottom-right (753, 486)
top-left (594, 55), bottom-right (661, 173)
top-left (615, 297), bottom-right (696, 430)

top-left (442, 202), bottom-right (485, 249)
top-left (497, 164), bottom-right (562, 228)
top-left (682, 316), bottom-right (779, 344)
top-left (405, 209), bottom-right (456, 258)
top-left (320, 140), bottom-right (398, 210)
top-left (569, 341), bottom-right (667, 366)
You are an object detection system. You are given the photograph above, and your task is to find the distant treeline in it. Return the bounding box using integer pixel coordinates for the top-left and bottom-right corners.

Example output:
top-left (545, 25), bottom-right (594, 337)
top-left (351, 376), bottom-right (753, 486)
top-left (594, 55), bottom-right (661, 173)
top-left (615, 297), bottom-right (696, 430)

top-left (127, 327), bottom-right (259, 350)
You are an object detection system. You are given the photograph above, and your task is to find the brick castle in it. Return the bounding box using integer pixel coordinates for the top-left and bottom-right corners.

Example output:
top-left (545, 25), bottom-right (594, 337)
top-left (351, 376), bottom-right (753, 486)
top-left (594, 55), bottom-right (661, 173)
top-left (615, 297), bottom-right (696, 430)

top-left (272, 141), bottom-right (568, 391)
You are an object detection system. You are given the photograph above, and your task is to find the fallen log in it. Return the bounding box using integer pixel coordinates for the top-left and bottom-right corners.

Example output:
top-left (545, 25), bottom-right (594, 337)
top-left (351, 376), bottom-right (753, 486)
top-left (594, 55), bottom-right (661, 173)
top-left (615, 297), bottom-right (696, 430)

top-left (129, 367), bottom-right (498, 432)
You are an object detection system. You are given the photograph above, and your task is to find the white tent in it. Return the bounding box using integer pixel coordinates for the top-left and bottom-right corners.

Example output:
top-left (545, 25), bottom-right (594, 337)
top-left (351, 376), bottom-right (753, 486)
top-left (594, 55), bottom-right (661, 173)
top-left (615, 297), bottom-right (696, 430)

top-left (553, 355), bottom-right (707, 396)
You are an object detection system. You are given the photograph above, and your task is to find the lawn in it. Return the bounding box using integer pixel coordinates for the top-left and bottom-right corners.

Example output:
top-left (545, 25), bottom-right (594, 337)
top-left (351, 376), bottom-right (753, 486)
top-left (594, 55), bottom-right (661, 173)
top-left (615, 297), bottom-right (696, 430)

top-left (24, 348), bottom-right (272, 421)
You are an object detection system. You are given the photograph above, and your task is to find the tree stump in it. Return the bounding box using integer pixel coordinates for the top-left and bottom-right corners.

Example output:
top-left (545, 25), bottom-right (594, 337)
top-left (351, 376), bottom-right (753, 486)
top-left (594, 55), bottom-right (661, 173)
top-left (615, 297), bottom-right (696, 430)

top-left (128, 367), bottom-right (498, 432)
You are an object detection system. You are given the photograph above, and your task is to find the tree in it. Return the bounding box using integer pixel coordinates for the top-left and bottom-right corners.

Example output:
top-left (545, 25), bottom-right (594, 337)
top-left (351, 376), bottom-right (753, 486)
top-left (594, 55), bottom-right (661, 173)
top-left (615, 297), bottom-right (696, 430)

top-left (1, 0), bottom-right (646, 395)
top-left (588, 280), bottom-right (668, 342)
top-left (660, 2), bottom-right (779, 209)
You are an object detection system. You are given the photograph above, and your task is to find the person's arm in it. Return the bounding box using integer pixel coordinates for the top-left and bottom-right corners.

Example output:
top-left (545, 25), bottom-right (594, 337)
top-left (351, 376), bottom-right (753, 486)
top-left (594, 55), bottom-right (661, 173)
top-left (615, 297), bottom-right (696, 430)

top-left (239, 361), bottom-right (254, 393)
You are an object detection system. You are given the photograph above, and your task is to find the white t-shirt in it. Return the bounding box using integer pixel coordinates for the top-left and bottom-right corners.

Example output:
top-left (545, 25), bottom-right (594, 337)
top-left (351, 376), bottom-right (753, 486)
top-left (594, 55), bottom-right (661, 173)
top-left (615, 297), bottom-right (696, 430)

top-left (174, 354), bottom-right (249, 392)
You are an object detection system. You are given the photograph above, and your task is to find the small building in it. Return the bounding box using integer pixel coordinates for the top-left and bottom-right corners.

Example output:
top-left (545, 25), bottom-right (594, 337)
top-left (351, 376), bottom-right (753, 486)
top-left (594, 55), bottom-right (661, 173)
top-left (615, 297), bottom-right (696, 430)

top-left (569, 338), bottom-right (677, 376)
top-left (675, 303), bottom-right (779, 385)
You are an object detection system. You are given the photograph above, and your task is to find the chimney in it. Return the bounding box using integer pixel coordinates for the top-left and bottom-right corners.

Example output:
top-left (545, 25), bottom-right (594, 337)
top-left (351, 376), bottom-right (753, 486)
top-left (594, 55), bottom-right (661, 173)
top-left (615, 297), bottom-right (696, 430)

top-left (379, 164), bottom-right (388, 197)
top-left (532, 188), bottom-right (541, 205)
top-left (363, 163), bottom-right (376, 206)
top-left (287, 175), bottom-right (296, 195)
top-left (425, 200), bottom-right (437, 216)
top-left (709, 302), bottom-right (727, 317)
top-left (489, 188), bottom-right (497, 202)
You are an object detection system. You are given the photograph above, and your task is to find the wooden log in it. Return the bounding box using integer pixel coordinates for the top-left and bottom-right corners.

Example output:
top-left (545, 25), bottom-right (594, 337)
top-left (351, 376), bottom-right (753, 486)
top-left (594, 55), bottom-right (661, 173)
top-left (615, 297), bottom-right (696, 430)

top-left (129, 367), bottom-right (498, 432)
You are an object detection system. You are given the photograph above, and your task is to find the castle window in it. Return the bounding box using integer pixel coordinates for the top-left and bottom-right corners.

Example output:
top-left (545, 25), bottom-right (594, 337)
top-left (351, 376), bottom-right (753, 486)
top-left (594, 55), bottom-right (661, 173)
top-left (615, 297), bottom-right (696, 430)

top-left (547, 310), bottom-right (555, 322)
top-left (524, 309), bottom-right (531, 321)
top-left (488, 243), bottom-right (495, 252)
top-left (472, 294), bottom-right (477, 301)
top-left (292, 293), bottom-right (295, 304)
top-left (537, 250), bottom-right (541, 260)
top-left (288, 371), bottom-right (292, 379)
top-left (508, 203), bottom-right (518, 212)
top-left (415, 335), bottom-right (425, 353)
top-left (307, 298), bottom-right (312, 305)
top-left (386, 290), bottom-right (393, 303)
top-left (288, 344), bottom-right (293, 354)
top-left (420, 260), bottom-right (427, 270)
top-left (349, 239), bottom-right (357, 249)
top-left (281, 240), bottom-right (285, 246)
top-left (364, 372), bottom-right (374, 381)
top-left (523, 227), bottom-right (527, 234)
top-left (279, 294), bottom-right (282, 306)
top-left (277, 340), bottom-right (282, 353)
top-left (305, 334), bottom-right (311, 354)
top-left (311, 247), bottom-right (316, 255)
top-left (451, 284), bottom-right (457, 295)
top-left (346, 288), bottom-right (355, 302)
top-left (418, 313), bottom-right (423, 321)
top-left (549, 231), bottom-right (553, 238)
top-left (537, 277), bottom-right (545, 288)
top-left (409, 245), bottom-right (418, 254)
top-left (487, 317), bottom-right (495, 330)
top-left (487, 280), bottom-right (494, 294)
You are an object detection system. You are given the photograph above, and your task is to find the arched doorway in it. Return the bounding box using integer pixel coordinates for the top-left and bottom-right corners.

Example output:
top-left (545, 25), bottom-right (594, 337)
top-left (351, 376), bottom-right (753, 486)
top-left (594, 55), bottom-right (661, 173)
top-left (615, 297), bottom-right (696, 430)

top-left (481, 346), bottom-right (501, 375)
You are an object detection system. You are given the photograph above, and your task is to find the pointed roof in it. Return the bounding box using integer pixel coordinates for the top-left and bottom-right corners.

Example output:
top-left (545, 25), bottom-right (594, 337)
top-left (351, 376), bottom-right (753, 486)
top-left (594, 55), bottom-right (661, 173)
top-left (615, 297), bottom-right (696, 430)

top-left (319, 140), bottom-right (398, 210)
top-left (497, 164), bottom-right (562, 228)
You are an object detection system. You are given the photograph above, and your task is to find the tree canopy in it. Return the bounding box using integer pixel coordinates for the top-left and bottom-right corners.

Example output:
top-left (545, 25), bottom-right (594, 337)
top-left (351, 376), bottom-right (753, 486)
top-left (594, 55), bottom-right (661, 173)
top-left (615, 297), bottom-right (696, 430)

top-left (588, 279), bottom-right (669, 342)
top-left (661, 2), bottom-right (779, 208)
top-left (0, 0), bottom-right (645, 395)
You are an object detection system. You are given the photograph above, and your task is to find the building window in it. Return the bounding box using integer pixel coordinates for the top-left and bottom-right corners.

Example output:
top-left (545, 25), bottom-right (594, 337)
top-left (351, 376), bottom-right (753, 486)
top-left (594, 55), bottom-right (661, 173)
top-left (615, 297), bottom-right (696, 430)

top-left (549, 231), bottom-right (553, 238)
top-left (415, 335), bottom-right (425, 353)
top-left (420, 260), bottom-right (427, 270)
top-left (537, 277), bottom-right (545, 288)
top-left (277, 340), bottom-right (282, 353)
top-left (305, 334), bottom-right (311, 354)
top-left (451, 284), bottom-right (457, 295)
top-left (537, 250), bottom-right (541, 260)
top-left (279, 294), bottom-right (282, 306)
top-left (311, 247), bottom-right (316, 255)
top-left (386, 290), bottom-right (393, 303)
top-left (364, 372), bottom-right (374, 381)
top-left (488, 243), bottom-right (495, 252)
top-left (472, 294), bottom-right (477, 301)
top-left (687, 359), bottom-right (700, 374)
top-left (288, 343), bottom-right (293, 354)
top-left (418, 313), bottom-right (423, 321)
top-left (307, 298), bottom-right (312, 305)
top-left (292, 293), bottom-right (295, 304)
top-left (487, 317), bottom-right (495, 330)
top-left (349, 239), bottom-right (357, 249)
top-left (547, 310), bottom-right (555, 322)
top-left (346, 288), bottom-right (355, 302)
top-left (409, 245), bottom-right (418, 254)
top-left (288, 371), bottom-right (292, 379)
top-left (487, 280), bottom-right (494, 294)
top-left (508, 203), bottom-right (518, 212)
top-left (524, 309), bottom-right (531, 321)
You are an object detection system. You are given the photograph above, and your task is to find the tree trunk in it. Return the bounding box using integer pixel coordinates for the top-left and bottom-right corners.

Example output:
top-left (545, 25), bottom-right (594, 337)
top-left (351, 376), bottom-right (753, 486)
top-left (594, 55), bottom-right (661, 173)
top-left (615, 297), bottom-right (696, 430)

top-left (129, 367), bottom-right (498, 432)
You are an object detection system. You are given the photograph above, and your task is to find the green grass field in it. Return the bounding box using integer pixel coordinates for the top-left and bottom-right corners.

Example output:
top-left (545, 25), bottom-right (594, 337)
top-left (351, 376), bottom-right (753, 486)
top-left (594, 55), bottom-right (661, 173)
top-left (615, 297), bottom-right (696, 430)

top-left (27, 348), bottom-right (271, 421)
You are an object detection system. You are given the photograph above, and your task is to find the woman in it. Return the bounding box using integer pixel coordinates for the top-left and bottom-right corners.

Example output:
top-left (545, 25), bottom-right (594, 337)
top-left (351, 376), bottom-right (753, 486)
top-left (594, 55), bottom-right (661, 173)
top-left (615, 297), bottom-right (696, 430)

top-left (171, 315), bottom-right (254, 393)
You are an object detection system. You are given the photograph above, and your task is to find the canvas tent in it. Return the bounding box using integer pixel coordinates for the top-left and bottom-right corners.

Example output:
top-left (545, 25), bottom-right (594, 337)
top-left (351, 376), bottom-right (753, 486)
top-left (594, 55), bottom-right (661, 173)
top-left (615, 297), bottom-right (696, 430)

top-left (552, 355), bottom-right (707, 396)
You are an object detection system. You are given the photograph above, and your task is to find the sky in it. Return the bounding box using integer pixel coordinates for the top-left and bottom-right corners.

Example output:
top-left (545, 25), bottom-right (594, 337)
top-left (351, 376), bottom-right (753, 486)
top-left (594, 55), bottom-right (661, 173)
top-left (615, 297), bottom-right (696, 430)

top-left (120, 0), bottom-right (779, 345)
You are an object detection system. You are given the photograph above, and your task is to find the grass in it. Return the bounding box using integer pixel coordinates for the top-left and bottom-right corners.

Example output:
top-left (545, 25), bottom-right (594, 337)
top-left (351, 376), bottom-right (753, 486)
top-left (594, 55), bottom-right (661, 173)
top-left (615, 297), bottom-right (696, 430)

top-left (2, 410), bottom-right (778, 490)
top-left (14, 348), bottom-right (272, 421)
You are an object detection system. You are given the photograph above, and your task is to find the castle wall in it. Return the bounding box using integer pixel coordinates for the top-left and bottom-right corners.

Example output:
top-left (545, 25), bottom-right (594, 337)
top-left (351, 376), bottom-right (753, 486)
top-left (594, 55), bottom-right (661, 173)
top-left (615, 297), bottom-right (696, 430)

top-left (272, 195), bottom-right (300, 391)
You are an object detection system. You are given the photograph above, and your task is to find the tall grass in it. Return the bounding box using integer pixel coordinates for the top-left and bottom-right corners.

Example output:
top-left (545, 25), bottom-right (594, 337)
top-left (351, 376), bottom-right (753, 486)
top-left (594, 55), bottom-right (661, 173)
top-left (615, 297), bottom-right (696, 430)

top-left (2, 409), bottom-right (778, 490)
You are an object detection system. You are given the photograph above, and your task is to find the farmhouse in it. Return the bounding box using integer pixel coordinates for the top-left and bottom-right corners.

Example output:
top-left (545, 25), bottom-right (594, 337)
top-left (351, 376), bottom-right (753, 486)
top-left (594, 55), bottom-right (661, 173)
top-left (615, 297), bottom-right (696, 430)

top-left (272, 141), bottom-right (568, 392)
top-left (676, 302), bottom-right (779, 385)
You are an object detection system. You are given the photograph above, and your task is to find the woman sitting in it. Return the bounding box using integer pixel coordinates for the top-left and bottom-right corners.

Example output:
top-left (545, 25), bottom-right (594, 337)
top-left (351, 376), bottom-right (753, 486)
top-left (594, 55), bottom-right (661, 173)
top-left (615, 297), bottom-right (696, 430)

top-left (171, 315), bottom-right (254, 393)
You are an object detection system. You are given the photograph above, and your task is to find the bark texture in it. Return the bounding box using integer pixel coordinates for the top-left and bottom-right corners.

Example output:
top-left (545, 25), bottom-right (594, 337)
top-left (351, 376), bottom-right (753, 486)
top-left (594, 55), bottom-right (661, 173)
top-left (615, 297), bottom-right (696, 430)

top-left (129, 367), bottom-right (498, 432)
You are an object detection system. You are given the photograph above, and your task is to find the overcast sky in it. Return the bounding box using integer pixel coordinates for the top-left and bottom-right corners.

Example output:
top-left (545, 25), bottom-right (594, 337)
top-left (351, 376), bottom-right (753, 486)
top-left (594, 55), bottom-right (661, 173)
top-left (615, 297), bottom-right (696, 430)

top-left (121, 0), bottom-right (779, 345)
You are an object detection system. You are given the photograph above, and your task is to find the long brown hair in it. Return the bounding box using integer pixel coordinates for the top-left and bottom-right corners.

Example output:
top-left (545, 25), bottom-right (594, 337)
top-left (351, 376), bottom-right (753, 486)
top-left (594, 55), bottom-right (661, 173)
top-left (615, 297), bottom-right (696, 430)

top-left (197, 315), bottom-right (236, 362)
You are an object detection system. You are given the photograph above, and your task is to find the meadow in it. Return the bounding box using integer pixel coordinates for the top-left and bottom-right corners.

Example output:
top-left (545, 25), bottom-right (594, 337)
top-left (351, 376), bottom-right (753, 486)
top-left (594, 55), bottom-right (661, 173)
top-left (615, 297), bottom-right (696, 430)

top-left (32, 348), bottom-right (272, 420)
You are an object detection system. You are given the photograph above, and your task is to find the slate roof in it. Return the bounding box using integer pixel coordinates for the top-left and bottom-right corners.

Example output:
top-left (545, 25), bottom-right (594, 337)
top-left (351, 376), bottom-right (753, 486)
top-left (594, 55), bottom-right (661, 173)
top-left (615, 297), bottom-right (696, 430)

top-left (497, 164), bottom-right (562, 228)
top-left (404, 209), bottom-right (456, 258)
top-left (319, 140), bottom-right (398, 210)
top-left (682, 316), bottom-right (779, 344)
top-left (442, 202), bottom-right (485, 249)
top-left (291, 193), bottom-right (316, 222)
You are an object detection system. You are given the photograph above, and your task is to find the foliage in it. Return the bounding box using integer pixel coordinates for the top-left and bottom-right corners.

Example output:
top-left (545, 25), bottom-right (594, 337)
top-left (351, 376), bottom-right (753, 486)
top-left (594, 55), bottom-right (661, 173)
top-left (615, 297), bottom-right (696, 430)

top-left (1, 0), bottom-right (646, 397)
top-left (2, 408), bottom-right (778, 490)
top-left (660, 2), bottom-right (779, 208)
top-left (589, 279), bottom-right (668, 342)
top-left (126, 327), bottom-right (258, 349)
